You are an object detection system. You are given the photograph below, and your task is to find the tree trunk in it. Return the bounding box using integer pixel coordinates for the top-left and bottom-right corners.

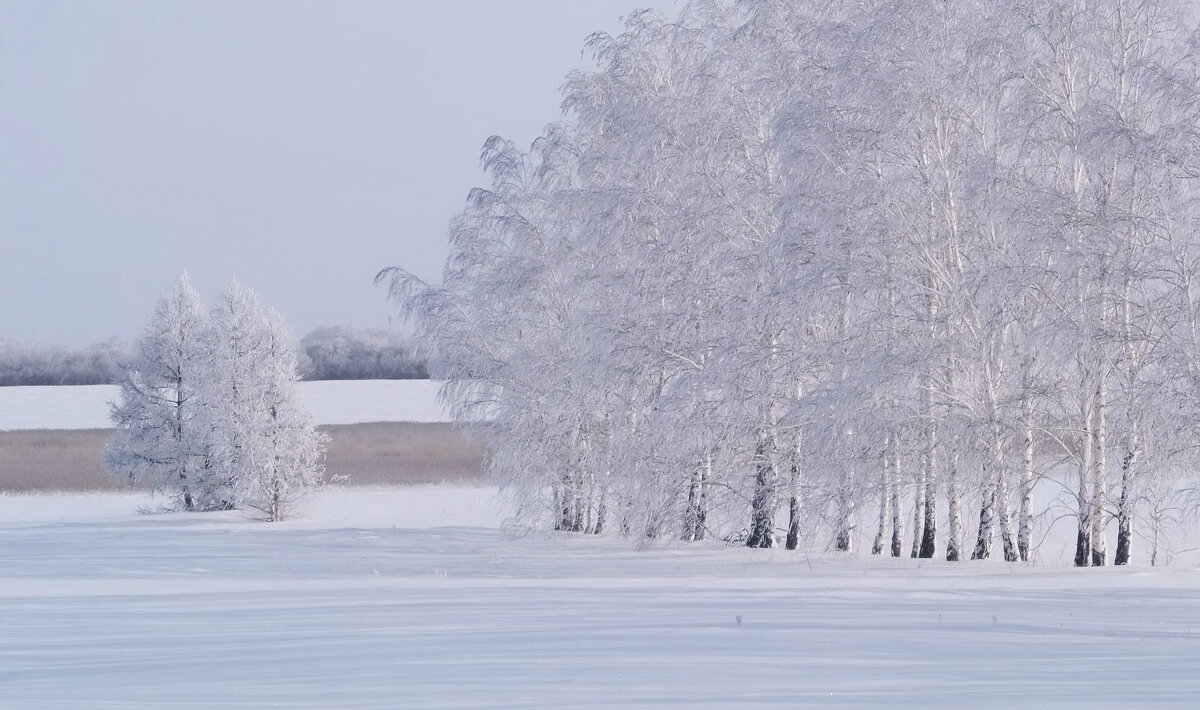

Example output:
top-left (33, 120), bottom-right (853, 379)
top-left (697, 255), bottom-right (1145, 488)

top-left (557, 473), bottom-right (585, 533)
top-left (910, 470), bottom-right (925, 559)
top-left (573, 499), bottom-right (585, 533)
top-left (1114, 433), bottom-right (1137, 566)
top-left (918, 287), bottom-right (939, 560)
top-left (997, 471), bottom-right (1018, 562)
top-left (785, 438), bottom-right (802, 550)
top-left (835, 476), bottom-right (855, 552)
top-left (571, 474), bottom-right (585, 533)
top-left (971, 475), bottom-right (996, 561)
top-left (872, 492), bottom-right (888, 555)
top-left (747, 435), bottom-right (777, 549)
top-left (1114, 278), bottom-right (1139, 566)
top-left (1074, 399), bottom-right (1094, 567)
top-left (270, 480), bottom-right (282, 523)
top-left (554, 481), bottom-right (566, 531)
top-left (946, 450), bottom-right (962, 562)
top-left (683, 468), bottom-right (703, 542)
top-left (593, 482), bottom-right (608, 536)
top-left (993, 423), bottom-right (1018, 563)
top-left (872, 436), bottom-right (892, 555)
top-left (1091, 378), bottom-right (1108, 566)
top-left (583, 469), bottom-right (595, 534)
top-left (695, 458), bottom-right (709, 542)
top-left (1018, 386), bottom-right (1035, 562)
top-left (786, 495), bottom-right (801, 550)
top-left (890, 447), bottom-right (904, 558)
top-left (919, 413), bottom-right (937, 559)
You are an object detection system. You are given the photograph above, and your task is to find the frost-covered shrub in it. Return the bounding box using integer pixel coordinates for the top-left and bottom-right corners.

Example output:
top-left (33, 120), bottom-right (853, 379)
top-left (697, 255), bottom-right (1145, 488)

top-left (0, 339), bottom-right (129, 386)
top-left (300, 325), bottom-right (427, 381)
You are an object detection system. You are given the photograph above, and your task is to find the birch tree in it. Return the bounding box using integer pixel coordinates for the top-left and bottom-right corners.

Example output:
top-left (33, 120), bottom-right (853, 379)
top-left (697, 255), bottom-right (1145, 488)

top-left (199, 282), bottom-right (326, 521)
top-left (106, 274), bottom-right (209, 510)
top-left (386, 0), bottom-right (1200, 564)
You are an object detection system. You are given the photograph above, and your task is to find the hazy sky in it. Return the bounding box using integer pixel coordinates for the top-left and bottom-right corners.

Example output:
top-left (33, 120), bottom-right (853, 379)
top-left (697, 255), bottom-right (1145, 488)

top-left (0, 0), bottom-right (669, 346)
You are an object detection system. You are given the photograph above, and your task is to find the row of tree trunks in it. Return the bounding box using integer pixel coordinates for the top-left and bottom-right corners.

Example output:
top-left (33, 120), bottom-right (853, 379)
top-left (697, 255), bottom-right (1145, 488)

top-left (706, 379), bottom-right (1142, 565)
top-left (554, 464), bottom-right (607, 535)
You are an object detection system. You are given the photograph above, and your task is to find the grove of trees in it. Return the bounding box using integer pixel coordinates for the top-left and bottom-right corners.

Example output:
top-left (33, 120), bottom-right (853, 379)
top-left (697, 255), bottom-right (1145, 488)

top-left (385, 0), bottom-right (1200, 565)
top-left (106, 276), bottom-right (325, 521)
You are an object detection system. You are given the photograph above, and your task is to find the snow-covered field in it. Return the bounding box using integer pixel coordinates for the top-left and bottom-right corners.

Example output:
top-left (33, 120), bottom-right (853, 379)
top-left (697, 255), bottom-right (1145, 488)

top-left (0, 379), bottom-right (448, 430)
top-left (3, 486), bottom-right (1200, 708)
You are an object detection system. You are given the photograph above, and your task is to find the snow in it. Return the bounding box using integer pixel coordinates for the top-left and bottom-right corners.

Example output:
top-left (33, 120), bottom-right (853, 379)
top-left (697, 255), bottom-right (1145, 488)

top-left (298, 379), bottom-right (447, 426)
top-left (3, 486), bottom-right (1200, 708)
top-left (0, 379), bottom-right (449, 431)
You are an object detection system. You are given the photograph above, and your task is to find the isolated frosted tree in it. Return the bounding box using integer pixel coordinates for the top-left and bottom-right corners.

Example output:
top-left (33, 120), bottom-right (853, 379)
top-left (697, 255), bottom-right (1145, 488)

top-left (199, 282), bottom-right (326, 521)
top-left (106, 275), bottom-right (209, 510)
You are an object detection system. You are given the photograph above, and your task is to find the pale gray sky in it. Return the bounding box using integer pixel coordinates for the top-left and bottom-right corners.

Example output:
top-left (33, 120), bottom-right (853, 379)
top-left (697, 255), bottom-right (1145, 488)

top-left (0, 0), bottom-right (667, 346)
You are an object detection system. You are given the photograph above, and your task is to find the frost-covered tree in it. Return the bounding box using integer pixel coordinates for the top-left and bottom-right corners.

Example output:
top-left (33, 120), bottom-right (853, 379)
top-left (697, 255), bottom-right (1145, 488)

top-left (198, 282), bottom-right (326, 521)
top-left (106, 274), bottom-right (209, 510)
top-left (386, 0), bottom-right (1200, 566)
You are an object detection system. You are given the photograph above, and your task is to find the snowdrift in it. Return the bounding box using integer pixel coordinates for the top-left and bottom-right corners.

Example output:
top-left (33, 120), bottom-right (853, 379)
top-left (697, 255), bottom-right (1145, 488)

top-left (2, 486), bottom-right (1199, 708)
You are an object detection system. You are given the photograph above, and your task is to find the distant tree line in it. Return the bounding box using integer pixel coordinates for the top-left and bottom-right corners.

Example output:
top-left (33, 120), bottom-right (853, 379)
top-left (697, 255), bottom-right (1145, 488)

top-left (0, 339), bottom-right (128, 386)
top-left (0, 326), bottom-right (427, 386)
top-left (298, 325), bottom-right (427, 381)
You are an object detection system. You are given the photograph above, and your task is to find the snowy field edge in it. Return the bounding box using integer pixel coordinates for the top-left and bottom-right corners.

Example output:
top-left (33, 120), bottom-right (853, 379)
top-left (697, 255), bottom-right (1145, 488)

top-left (3, 486), bottom-right (1200, 709)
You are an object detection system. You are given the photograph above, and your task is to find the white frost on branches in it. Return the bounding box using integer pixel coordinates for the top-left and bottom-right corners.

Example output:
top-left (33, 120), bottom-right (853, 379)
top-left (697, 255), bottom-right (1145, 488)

top-left (107, 274), bottom-right (209, 511)
top-left (107, 278), bottom-right (325, 521)
top-left (386, 0), bottom-right (1200, 565)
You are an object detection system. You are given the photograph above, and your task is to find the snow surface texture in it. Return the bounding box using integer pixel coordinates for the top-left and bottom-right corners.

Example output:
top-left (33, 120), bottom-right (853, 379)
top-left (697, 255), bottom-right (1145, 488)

top-left (3, 486), bottom-right (1199, 708)
top-left (0, 379), bottom-right (448, 431)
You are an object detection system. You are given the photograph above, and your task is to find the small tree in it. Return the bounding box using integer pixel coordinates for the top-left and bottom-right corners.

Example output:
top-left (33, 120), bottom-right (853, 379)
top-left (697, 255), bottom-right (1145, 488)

top-left (199, 281), bottom-right (326, 521)
top-left (106, 274), bottom-right (209, 509)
